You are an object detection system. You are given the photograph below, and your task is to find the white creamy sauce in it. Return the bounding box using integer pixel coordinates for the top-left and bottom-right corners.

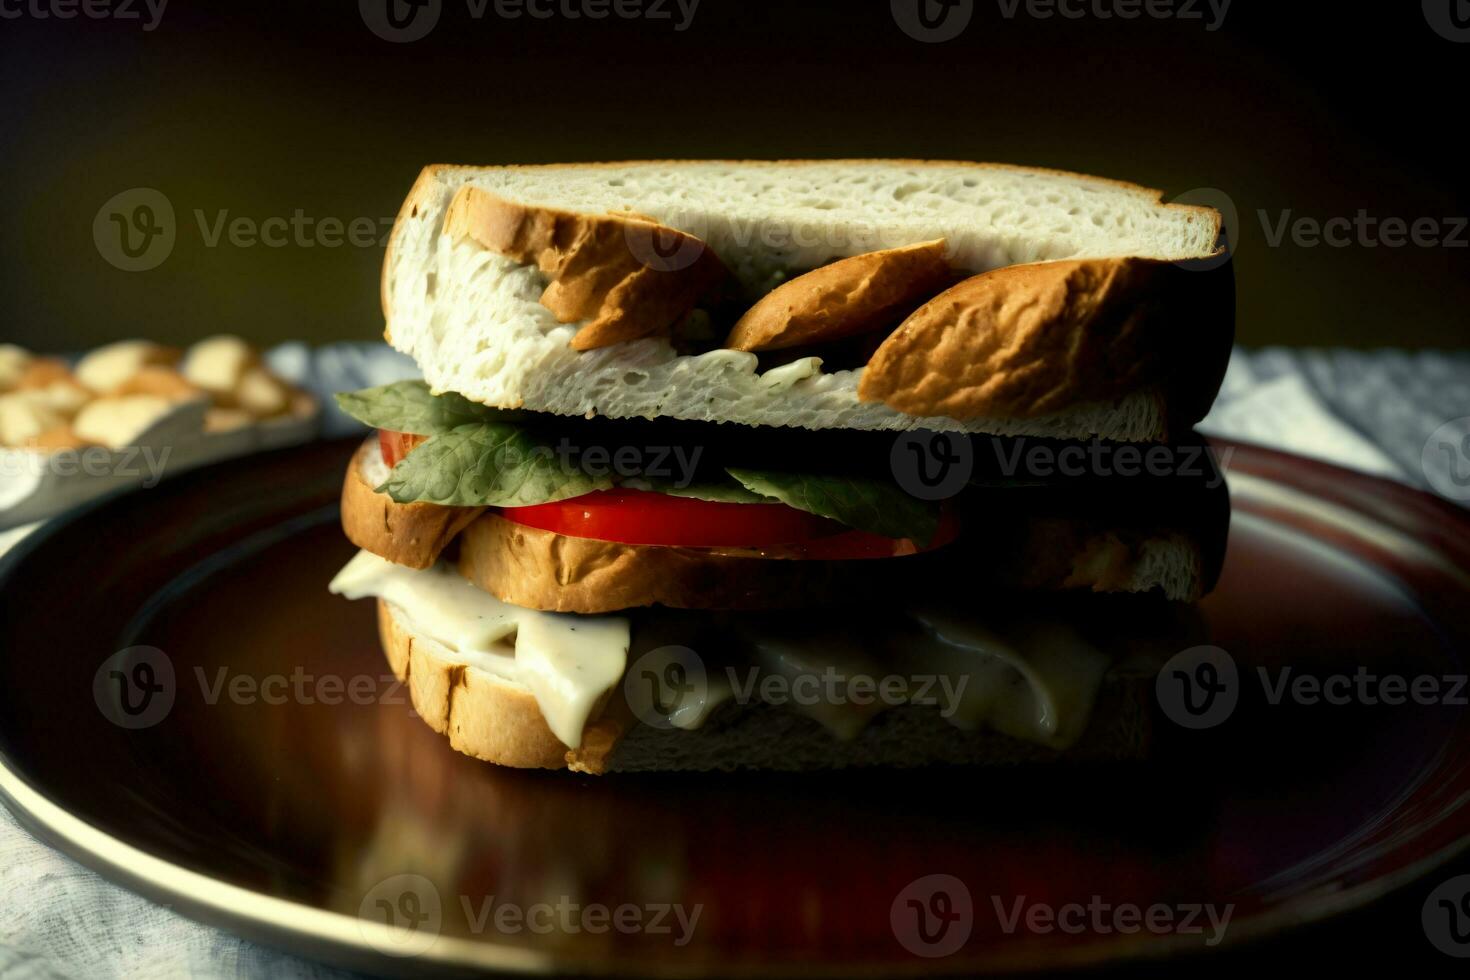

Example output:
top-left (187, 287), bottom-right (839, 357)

top-left (758, 357), bottom-right (823, 389)
top-left (627, 642), bottom-right (734, 731)
top-left (330, 551), bottom-right (1112, 751)
top-left (665, 614), bottom-right (1109, 749)
top-left (735, 629), bottom-right (888, 740)
top-left (905, 606), bottom-right (1112, 749)
top-left (329, 550), bottom-right (629, 747)
top-left (359, 440), bottom-right (392, 485)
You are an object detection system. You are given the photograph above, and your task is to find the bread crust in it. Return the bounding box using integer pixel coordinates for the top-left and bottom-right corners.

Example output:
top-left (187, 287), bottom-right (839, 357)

top-left (377, 599), bottom-right (622, 773)
top-left (441, 186), bottom-right (731, 351)
top-left (340, 440), bottom-right (482, 569)
top-left (858, 257), bottom-right (1233, 433)
top-left (455, 512), bottom-right (856, 614)
top-left (725, 240), bottom-right (954, 352)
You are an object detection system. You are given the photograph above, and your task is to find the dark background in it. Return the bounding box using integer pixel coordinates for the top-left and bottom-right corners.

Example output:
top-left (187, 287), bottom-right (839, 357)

top-left (1, 0), bottom-right (1468, 353)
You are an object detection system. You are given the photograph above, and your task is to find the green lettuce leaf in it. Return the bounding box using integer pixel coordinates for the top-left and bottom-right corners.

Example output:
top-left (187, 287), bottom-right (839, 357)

top-left (340, 383), bottom-right (943, 536)
top-left (377, 422), bottom-right (611, 507)
top-left (622, 476), bottom-right (774, 505)
top-left (725, 468), bottom-right (939, 545)
top-left (334, 381), bottom-right (503, 435)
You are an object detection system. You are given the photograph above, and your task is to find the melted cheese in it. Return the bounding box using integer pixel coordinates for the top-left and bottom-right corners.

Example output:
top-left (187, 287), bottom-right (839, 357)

top-left (329, 551), bottom-right (629, 747)
top-left (737, 629), bottom-right (887, 740)
top-left (637, 612), bottom-right (1111, 749)
top-left (904, 606), bottom-right (1111, 749)
top-left (331, 551), bottom-right (1112, 753)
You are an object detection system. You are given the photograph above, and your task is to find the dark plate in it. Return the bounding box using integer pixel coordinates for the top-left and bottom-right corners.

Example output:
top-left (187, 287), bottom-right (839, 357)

top-left (1, 438), bottom-right (1468, 977)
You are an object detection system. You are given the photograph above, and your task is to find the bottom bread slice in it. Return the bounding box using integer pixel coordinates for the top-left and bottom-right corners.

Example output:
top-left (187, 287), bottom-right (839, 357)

top-left (375, 599), bottom-right (1153, 774)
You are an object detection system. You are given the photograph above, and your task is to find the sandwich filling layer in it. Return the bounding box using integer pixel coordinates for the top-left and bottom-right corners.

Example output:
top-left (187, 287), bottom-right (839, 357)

top-left (330, 550), bottom-right (629, 747)
top-left (329, 549), bottom-right (1114, 752)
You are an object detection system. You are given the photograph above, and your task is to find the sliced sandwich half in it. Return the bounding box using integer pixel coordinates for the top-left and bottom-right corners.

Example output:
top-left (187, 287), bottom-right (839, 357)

top-left (330, 160), bottom-right (1234, 773)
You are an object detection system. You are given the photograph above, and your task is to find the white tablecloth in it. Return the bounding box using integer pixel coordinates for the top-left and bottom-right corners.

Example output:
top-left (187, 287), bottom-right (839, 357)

top-left (2, 344), bottom-right (1468, 978)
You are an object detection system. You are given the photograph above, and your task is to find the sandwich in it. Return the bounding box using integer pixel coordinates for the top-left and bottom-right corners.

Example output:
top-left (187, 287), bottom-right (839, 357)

top-left (328, 160), bottom-right (1233, 773)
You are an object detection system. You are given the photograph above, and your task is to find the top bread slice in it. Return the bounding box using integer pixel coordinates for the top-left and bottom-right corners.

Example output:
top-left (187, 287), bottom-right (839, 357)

top-left (383, 161), bottom-right (1232, 441)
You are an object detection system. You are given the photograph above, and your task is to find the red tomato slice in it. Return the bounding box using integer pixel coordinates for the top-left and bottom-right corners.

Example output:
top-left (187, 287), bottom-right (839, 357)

top-left (500, 488), bottom-right (959, 558)
top-left (501, 489), bottom-right (840, 548)
top-left (378, 430), bottom-right (426, 468)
